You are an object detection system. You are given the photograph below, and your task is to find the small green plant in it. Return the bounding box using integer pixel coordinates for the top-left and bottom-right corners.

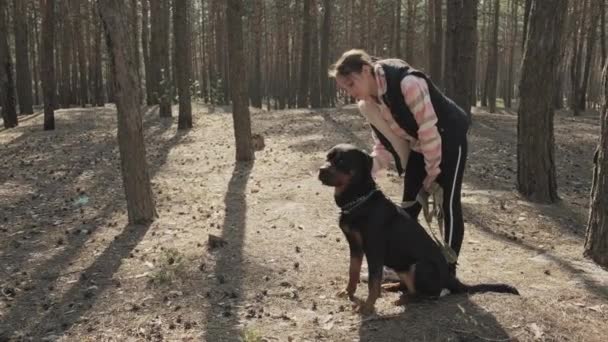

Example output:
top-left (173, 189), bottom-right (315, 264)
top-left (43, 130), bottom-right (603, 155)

top-left (241, 328), bottom-right (263, 342)
top-left (149, 248), bottom-right (186, 286)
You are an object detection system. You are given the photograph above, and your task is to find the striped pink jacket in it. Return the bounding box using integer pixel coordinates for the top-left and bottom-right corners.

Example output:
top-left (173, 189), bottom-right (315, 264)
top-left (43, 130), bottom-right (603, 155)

top-left (368, 65), bottom-right (442, 191)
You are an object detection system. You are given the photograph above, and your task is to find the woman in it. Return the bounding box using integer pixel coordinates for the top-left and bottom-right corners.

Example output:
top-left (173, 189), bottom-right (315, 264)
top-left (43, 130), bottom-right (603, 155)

top-left (328, 49), bottom-right (471, 275)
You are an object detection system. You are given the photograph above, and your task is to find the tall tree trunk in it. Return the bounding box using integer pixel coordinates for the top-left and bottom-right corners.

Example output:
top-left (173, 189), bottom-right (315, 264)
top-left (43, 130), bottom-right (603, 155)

top-left (522, 0), bottom-right (531, 51)
top-left (173, 0), bottom-right (192, 129)
top-left (59, 0), bottom-right (72, 108)
top-left (517, 0), bottom-right (567, 203)
top-left (31, 5), bottom-right (41, 105)
top-left (297, 0), bottom-right (313, 108)
top-left (72, 0), bottom-right (88, 107)
top-left (394, 0), bottom-right (402, 57)
top-left (0, 0), bottom-right (17, 127)
top-left (405, 0), bottom-right (416, 63)
top-left (571, 0), bottom-right (588, 116)
top-left (444, 0), bottom-right (477, 116)
top-left (585, 60), bottom-right (608, 267)
top-left (142, 0), bottom-right (153, 104)
top-left (131, 0), bottom-right (141, 104)
top-left (250, 0), bottom-right (262, 108)
top-left (506, 0), bottom-right (518, 109)
top-left (98, 0), bottom-right (158, 224)
top-left (41, 0), bottom-right (55, 130)
top-left (601, 0), bottom-right (606, 65)
top-left (580, 1), bottom-right (601, 111)
top-left (158, 0), bottom-right (171, 117)
top-left (320, 0), bottom-right (331, 107)
top-left (226, 0), bottom-right (254, 161)
top-left (309, 1), bottom-right (320, 108)
top-left (149, 0), bottom-right (162, 105)
top-left (13, 0), bottom-right (34, 114)
top-left (487, 0), bottom-right (500, 113)
top-left (93, 3), bottom-right (105, 106)
top-left (430, 0), bottom-right (443, 88)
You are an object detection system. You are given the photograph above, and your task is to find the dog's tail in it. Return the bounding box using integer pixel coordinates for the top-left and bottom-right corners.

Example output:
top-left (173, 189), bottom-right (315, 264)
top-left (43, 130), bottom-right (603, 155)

top-left (447, 276), bottom-right (519, 295)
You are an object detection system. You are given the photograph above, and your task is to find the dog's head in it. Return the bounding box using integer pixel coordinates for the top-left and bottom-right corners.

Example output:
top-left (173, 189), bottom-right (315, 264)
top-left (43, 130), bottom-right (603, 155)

top-left (318, 144), bottom-right (374, 194)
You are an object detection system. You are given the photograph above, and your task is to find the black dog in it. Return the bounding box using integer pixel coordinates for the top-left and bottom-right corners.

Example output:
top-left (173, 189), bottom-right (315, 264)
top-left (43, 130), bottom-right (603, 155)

top-left (318, 144), bottom-right (519, 314)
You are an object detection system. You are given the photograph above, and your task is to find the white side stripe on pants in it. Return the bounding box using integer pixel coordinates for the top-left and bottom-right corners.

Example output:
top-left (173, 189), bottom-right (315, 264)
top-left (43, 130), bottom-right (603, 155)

top-left (447, 146), bottom-right (463, 247)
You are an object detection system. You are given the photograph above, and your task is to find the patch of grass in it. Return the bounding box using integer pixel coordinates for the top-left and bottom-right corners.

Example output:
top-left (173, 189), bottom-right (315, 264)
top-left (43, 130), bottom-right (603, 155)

top-left (148, 248), bottom-right (187, 286)
top-left (241, 328), bottom-right (263, 342)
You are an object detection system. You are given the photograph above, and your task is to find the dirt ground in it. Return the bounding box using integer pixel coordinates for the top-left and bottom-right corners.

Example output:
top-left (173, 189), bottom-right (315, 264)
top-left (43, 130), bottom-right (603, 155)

top-left (1, 103), bottom-right (607, 342)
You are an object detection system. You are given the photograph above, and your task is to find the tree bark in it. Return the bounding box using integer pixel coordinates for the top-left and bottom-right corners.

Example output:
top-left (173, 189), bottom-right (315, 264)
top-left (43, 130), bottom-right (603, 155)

top-left (580, 0), bottom-right (600, 111)
top-left (41, 0), bottom-right (55, 129)
top-left (320, 0), bottom-right (331, 107)
top-left (486, 0), bottom-right (499, 113)
top-left (505, 0), bottom-right (518, 109)
top-left (309, 1), bottom-right (320, 108)
top-left (13, 0), bottom-right (34, 114)
top-left (142, 0), bottom-right (153, 104)
top-left (517, 0), bottom-right (567, 203)
top-left (72, 0), bottom-right (88, 107)
top-left (0, 0), bottom-right (17, 128)
top-left (92, 3), bottom-right (105, 106)
top-left (98, 0), bottom-right (158, 224)
top-left (430, 0), bottom-right (443, 88)
top-left (226, 0), bottom-right (254, 161)
top-left (585, 61), bottom-right (608, 267)
top-left (297, 0), bottom-right (313, 108)
top-left (405, 0), bottom-right (416, 63)
top-left (59, 0), bottom-right (72, 108)
top-left (249, 0), bottom-right (262, 108)
top-left (444, 0), bottom-right (477, 116)
top-left (522, 0), bottom-right (531, 51)
top-left (173, 0), bottom-right (192, 129)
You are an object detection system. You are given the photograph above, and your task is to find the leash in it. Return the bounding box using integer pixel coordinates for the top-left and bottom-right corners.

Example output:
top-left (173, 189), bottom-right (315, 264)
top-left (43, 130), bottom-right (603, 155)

top-left (402, 185), bottom-right (458, 264)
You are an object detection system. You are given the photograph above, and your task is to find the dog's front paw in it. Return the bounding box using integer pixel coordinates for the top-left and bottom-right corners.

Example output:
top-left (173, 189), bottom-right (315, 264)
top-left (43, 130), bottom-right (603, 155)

top-left (337, 283), bottom-right (357, 300)
top-left (337, 288), bottom-right (356, 300)
top-left (353, 301), bottom-right (375, 315)
top-left (392, 294), bottom-right (409, 306)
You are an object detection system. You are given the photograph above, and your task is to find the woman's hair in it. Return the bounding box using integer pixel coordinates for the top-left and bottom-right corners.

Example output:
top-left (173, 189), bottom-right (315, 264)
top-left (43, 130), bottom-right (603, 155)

top-left (328, 49), bottom-right (378, 78)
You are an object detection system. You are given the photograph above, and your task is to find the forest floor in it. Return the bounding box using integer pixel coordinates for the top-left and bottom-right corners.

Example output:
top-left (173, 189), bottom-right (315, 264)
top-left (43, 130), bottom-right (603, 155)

top-left (0, 103), bottom-right (607, 342)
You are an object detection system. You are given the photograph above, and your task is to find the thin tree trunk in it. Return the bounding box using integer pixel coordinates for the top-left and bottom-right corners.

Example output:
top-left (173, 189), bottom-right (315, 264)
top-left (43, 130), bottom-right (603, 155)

top-left (522, 0), bottom-right (531, 51)
top-left (98, 0), bottom-right (158, 224)
top-left (1, 0), bottom-right (17, 127)
top-left (320, 0), bottom-right (331, 107)
top-left (297, 0), bottom-right (313, 108)
top-left (226, 0), bottom-right (254, 161)
top-left (41, 0), bottom-right (55, 130)
top-left (13, 0), bottom-right (34, 114)
top-left (506, 0), bottom-right (518, 109)
top-left (32, 4), bottom-right (41, 105)
top-left (430, 0), bottom-right (443, 88)
top-left (173, 0), bottom-right (192, 129)
top-left (405, 0), bottom-right (416, 63)
top-left (309, 1), bottom-right (320, 108)
top-left (487, 0), bottom-right (500, 113)
top-left (72, 0), bottom-right (88, 106)
top-left (142, 0), bottom-right (153, 104)
top-left (93, 3), bottom-right (104, 106)
top-left (250, 0), bottom-right (262, 108)
top-left (580, 1), bottom-right (600, 111)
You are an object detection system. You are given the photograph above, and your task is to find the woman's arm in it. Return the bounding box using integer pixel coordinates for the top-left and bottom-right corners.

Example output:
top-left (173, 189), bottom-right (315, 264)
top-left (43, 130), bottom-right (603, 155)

top-left (400, 76), bottom-right (441, 190)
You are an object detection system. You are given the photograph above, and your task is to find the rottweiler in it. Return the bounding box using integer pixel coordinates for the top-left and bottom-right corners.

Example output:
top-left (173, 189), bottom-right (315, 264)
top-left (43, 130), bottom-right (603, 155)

top-left (318, 143), bottom-right (519, 314)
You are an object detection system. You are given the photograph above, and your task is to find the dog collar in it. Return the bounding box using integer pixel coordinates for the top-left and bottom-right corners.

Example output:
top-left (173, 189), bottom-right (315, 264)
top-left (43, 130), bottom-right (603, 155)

top-left (340, 189), bottom-right (379, 215)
